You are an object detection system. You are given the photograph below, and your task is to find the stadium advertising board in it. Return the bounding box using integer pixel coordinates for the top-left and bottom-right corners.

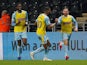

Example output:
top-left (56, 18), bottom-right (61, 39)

top-left (0, 33), bottom-right (3, 60)
top-left (3, 32), bottom-right (87, 60)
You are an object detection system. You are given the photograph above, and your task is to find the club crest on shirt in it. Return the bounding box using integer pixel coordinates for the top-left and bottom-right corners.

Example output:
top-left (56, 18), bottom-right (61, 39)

top-left (62, 22), bottom-right (71, 25)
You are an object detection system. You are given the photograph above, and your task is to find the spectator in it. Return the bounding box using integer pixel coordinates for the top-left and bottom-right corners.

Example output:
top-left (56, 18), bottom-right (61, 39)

top-left (0, 10), bottom-right (11, 32)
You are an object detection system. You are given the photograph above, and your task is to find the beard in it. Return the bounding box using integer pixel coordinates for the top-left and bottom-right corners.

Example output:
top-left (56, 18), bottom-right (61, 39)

top-left (17, 10), bottom-right (22, 13)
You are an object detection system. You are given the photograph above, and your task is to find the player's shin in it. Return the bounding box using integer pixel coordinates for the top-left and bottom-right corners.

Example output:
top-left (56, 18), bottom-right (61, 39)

top-left (64, 40), bottom-right (69, 60)
top-left (64, 45), bottom-right (69, 60)
top-left (43, 40), bottom-right (51, 58)
top-left (33, 46), bottom-right (44, 54)
top-left (43, 46), bottom-right (52, 61)
top-left (64, 40), bottom-right (69, 56)
top-left (64, 45), bottom-right (68, 56)
top-left (17, 40), bottom-right (22, 60)
top-left (17, 45), bottom-right (22, 58)
top-left (30, 46), bottom-right (45, 60)
top-left (44, 48), bottom-right (49, 58)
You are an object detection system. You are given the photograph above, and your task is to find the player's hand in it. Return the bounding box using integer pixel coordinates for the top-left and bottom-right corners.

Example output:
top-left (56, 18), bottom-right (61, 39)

top-left (16, 21), bottom-right (21, 25)
top-left (74, 28), bottom-right (78, 32)
top-left (55, 18), bottom-right (58, 23)
top-left (25, 22), bottom-right (28, 26)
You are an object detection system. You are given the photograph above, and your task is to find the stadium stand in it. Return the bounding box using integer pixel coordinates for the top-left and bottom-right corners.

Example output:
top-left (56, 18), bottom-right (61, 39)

top-left (0, 0), bottom-right (87, 32)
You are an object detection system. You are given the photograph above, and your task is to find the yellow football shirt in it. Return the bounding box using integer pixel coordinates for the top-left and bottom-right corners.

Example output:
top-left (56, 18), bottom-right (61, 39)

top-left (58, 15), bottom-right (78, 34)
top-left (13, 10), bottom-right (27, 32)
top-left (36, 13), bottom-right (50, 36)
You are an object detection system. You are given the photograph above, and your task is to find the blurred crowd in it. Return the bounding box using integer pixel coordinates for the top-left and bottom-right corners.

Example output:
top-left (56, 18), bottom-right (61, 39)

top-left (0, 0), bottom-right (87, 32)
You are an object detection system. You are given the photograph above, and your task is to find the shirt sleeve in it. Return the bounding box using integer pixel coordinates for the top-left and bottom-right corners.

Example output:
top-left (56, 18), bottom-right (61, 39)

top-left (72, 16), bottom-right (78, 29)
top-left (26, 11), bottom-right (28, 22)
top-left (58, 16), bottom-right (62, 24)
top-left (35, 19), bottom-right (38, 22)
top-left (11, 12), bottom-right (16, 26)
top-left (45, 16), bottom-right (51, 26)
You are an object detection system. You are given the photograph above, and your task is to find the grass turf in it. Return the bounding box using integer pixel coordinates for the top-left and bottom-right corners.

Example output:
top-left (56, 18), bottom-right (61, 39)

top-left (0, 60), bottom-right (87, 65)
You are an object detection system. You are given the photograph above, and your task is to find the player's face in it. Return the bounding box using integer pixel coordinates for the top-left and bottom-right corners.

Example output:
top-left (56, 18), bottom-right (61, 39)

top-left (47, 8), bottom-right (51, 15)
top-left (63, 9), bottom-right (69, 16)
top-left (17, 4), bottom-right (22, 10)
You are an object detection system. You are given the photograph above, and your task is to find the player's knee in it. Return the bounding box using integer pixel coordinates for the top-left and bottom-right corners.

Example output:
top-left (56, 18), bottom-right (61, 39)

top-left (47, 40), bottom-right (51, 47)
top-left (43, 44), bottom-right (48, 49)
top-left (64, 39), bottom-right (68, 45)
top-left (23, 41), bottom-right (27, 46)
top-left (22, 38), bottom-right (27, 46)
top-left (18, 40), bottom-right (21, 46)
top-left (23, 43), bottom-right (27, 46)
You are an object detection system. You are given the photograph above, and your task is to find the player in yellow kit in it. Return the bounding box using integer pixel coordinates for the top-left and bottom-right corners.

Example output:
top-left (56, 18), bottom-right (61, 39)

top-left (55, 8), bottom-right (78, 60)
top-left (11, 3), bottom-right (28, 60)
top-left (30, 7), bottom-right (56, 61)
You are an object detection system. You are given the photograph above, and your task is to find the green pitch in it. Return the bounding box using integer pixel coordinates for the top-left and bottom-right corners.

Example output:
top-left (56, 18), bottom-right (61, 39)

top-left (0, 60), bottom-right (87, 65)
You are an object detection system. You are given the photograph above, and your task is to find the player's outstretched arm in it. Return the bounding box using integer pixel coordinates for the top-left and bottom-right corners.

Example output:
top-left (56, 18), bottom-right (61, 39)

top-left (55, 16), bottom-right (62, 24)
top-left (46, 16), bottom-right (57, 29)
top-left (34, 22), bottom-right (37, 26)
top-left (25, 11), bottom-right (29, 26)
top-left (72, 16), bottom-right (78, 32)
top-left (47, 23), bottom-right (56, 29)
top-left (11, 13), bottom-right (16, 26)
top-left (55, 18), bottom-right (58, 23)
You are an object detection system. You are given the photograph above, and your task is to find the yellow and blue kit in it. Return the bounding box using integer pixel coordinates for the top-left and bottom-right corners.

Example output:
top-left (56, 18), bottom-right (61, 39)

top-left (58, 15), bottom-right (78, 40)
top-left (11, 10), bottom-right (28, 40)
top-left (36, 13), bottom-right (51, 44)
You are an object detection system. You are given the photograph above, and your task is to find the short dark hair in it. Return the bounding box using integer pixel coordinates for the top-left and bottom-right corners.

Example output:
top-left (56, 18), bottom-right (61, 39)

top-left (63, 7), bottom-right (69, 11)
top-left (43, 6), bottom-right (51, 12)
top-left (16, 2), bottom-right (22, 7)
